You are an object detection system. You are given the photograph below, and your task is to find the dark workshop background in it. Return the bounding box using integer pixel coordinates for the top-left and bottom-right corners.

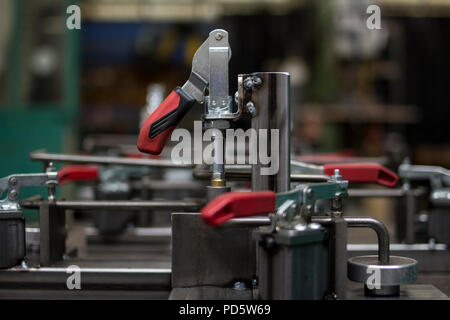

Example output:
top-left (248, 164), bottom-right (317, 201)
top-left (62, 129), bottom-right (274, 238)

top-left (0, 0), bottom-right (449, 175)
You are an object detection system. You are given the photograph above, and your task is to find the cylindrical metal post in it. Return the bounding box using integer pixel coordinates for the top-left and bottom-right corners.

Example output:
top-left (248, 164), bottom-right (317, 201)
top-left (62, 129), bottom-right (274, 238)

top-left (242, 72), bottom-right (290, 192)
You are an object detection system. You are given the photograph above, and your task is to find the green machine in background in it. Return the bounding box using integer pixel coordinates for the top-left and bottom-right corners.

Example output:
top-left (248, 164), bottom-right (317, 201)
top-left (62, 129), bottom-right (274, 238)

top-left (0, 0), bottom-right (80, 220)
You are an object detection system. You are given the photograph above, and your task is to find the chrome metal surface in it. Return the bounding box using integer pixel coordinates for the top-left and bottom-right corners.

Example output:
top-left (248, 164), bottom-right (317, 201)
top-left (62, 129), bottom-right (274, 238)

top-left (21, 200), bottom-right (202, 210)
top-left (30, 151), bottom-right (193, 168)
top-left (430, 188), bottom-right (450, 206)
top-left (0, 172), bottom-right (58, 211)
top-left (193, 165), bottom-right (328, 182)
top-left (313, 216), bottom-right (390, 264)
top-left (208, 29), bottom-right (231, 113)
top-left (348, 255), bottom-right (418, 285)
top-left (347, 188), bottom-right (426, 198)
top-left (399, 163), bottom-right (450, 187)
top-left (181, 33), bottom-right (209, 102)
top-left (241, 72), bottom-right (290, 192)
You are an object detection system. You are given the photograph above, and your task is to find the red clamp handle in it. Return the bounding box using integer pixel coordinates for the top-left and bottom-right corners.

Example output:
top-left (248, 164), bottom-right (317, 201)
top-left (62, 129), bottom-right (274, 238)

top-left (58, 165), bottom-right (99, 184)
top-left (137, 87), bottom-right (196, 155)
top-left (323, 163), bottom-right (398, 187)
top-left (201, 191), bottom-right (276, 226)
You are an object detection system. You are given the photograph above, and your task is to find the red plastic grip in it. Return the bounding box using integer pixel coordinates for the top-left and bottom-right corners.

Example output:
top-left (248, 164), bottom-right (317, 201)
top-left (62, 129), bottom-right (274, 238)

top-left (201, 191), bottom-right (276, 226)
top-left (58, 165), bottom-right (99, 184)
top-left (323, 163), bottom-right (398, 187)
top-left (137, 90), bottom-right (180, 155)
top-left (137, 88), bottom-right (195, 155)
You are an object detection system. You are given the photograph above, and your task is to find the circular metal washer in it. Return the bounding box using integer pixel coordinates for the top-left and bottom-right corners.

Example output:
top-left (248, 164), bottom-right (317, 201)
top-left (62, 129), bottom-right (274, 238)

top-left (348, 255), bottom-right (418, 286)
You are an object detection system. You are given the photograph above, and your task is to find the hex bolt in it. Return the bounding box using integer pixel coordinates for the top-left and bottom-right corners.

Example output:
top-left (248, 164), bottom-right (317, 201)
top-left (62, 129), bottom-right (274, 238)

top-left (264, 236), bottom-right (275, 249)
top-left (233, 282), bottom-right (247, 291)
top-left (9, 177), bottom-right (17, 186)
top-left (234, 91), bottom-right (239, 105)
top-left (333, 169), bottom-right (343, 182)
top-left (251, 76), bottom-right (263, 88)
top-left (244, 78), bottom-right (254, 91)
top-left (246, 101), bottom-right (256, 116)
top-left (9, 189), bottom-right (18, 200)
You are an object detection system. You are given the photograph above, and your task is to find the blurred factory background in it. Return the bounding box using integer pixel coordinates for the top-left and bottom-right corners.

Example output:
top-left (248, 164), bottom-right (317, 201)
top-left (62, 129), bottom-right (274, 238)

top-left (0, 0), bottom-right (449, 241)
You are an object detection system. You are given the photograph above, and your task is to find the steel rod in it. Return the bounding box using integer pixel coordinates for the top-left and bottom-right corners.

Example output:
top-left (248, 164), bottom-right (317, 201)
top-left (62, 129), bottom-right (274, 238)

top-left (313, 216), bottom-right (390, 264)
top-left (30, 151), bottom-right (193, 168)
top-left (193, 168), bottom-right (329, 182)
top-left (22, 200), bottom-right (202, 211)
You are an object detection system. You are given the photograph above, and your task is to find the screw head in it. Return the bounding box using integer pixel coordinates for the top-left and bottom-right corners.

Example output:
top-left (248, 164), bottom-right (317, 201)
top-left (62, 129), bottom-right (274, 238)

top-left (246, 101), bottom-right (256, 116)
top-left (251, 76), bottom-right (263, 88)
top-left (215, 32), bottom-right (223, 41)
top-left (308, 223), bottom-right (321, 230)
top-left (264, 236), bottom-right (275, 249)
top-left (9, 189), bottom-right (18, 200)
top-left (244, 78), bottom-right (254, 91)
top-left (9, 177), bottom-right (17, 186)
top-left (233, 282), bottom-right (246, 291)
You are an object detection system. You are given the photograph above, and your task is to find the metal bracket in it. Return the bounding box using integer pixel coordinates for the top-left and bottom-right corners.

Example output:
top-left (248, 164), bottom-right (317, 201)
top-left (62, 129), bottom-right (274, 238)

top-left (273, 171), bottom-right (348, 229)
top-left (203, 29), bottom-right (240, 120)
top-left (399, 163), bottom-right (450, 188)
top-left (0, 172), bottom-right (58, 212)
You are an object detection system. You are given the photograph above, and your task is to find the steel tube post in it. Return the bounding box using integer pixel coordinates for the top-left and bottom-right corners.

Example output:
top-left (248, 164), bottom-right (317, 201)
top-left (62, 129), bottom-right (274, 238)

top-left (247, 72), bottom-right (291, 192)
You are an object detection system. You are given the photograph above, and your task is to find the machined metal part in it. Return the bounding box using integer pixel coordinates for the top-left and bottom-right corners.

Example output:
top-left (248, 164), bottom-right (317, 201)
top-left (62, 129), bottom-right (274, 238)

top-left (238, 72), bottom-right (291, 193)
top-left (201, 29), bottom-right (240, 121)
top-left (399, 163), bottom-right (450, 188)
top-left (347, 243), bottom-right (450, 273)
top-left (348, 255), bottom-right (418, 296)
top-left (30, 151), bottom-right (193, 168)
top-left (314, 216), bottom-right (418, 297)
top-left (428, 207), bottom-right (450, 246)
top-left (255, 226), bottom-right (329, 300)
top-left (193, 164), bottom-right (330, 182)
top-left (0, 211), bottom-right (25, 269)
top-left (312, 215), bottom-right (419, 297)
top-left (181, 32), bottom-right (210, 103)
top-left (345, 217), bottom-right (390, 264)
top-left (22, 199), bottom-right (202, 211)
top-left (313, 217), bottom-right (390, 265)
top-left (205, 29), bottom-right (232, 117)
top-left (347, 188), bottom-right (426, 198)
top-left (207, 185), bottom-right (231, 202)
top-left (275, 174), bottom-right (348, 228)
top-left (0, 172), bottom-right (58, 269)
top-left (0, 172), bottom-right (58, 211)
top-left (430, 188), bottom-right (450, 206)
top-left (39, 202), bottom-right (66, 266)
top-left (347, 282), bottom-right (448, 300)
top-left (0, 267), bottom-right (171, 299)
top-left (326, 216), bottom-right (348, 299)
top-left (171, 212), bottom-right (256, 289)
